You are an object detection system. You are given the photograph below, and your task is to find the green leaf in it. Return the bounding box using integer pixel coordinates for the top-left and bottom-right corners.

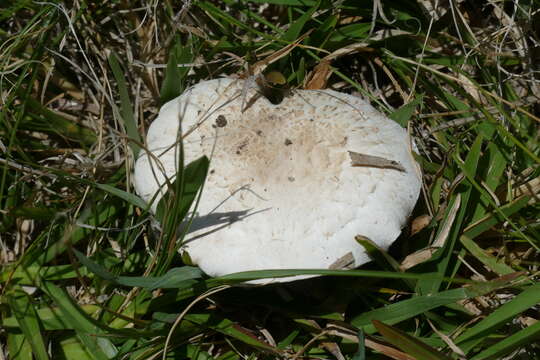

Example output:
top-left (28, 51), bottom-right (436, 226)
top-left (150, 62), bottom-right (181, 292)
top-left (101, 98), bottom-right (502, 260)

top-left (355, 235), bottom-right (415, 290)
top-left (460, 236), bottom-right (514, 276)
top-left (1, 264), bottom-right (86, 284)
top-left (184, 313), bottom-right (281, 354)
top-left (214, 268), bottom-right (442, 283)
top-left (329, 23), bottom-right (371, 42)
top-left (352, 287), bottom-right (469, 333)
top-left (351, 277), bottom-right (509, 334)
top-left (148, 268), bottom-right (454, 310)
top-left (280, 1), bottom-right (319, 43)
top-left (7, 292), bottom-right (49, 360)
top-left (471, 141), bottom-right (507, 220)
top-left (73, 249), bottom-right (203, 289)
top-left (463, 133), bottom-right (484, 176)
top-left (310, 14), bottom-right (338, 48)
top-left (156, 155), bottom-right (209, 233)
top-left (246, 0), bottom-right (317, 5)
top-left (355, 235), bottom-right (402, 272)
top-left (372, 320), bottom-right (453, 360)
top-left (160, 51), bottom-right (181, 105)
top-left (59, 336), bottom-right (94, 360)
top-left (351, 330), bottom-right (366, 360)
top-left (416, 193), bottom-right (464, 294)
top-left (34, 204), bottom-right (118, 265)
top-left (160, 38), bottom-right (197, 105)
top-left (420, 136), bottom-right (481, 294)
top-left (3, 304), bottom-right (99, 331)
top-left (277, 330), bottom-right (300, 349)
top-left (456, 283), bottom-right (540, 353)
top-left (470, 320), bottom-right (540, 360)
top-left (95, 183), bottom-right (148, 210)
top-left (72, 249), bottom-right (116, 281)
top-left (21, 96), bottom-right (96, 146)
top-left (108, 52), bottom-right (141, 157)
top-left (118, 267), bottom-right (203, 289)
top-left (389, 94), bottom-right (423, 127)
top-left (196, 2), bottom-right (269, 40)
top-left (9, 206), bottom-right (56, 220)
top-left (462, 195), bottom-right (531, 240)
top-left (40, 282), bottom-right (117, 359)
top-left (7, 332), bottom-right (32, 360)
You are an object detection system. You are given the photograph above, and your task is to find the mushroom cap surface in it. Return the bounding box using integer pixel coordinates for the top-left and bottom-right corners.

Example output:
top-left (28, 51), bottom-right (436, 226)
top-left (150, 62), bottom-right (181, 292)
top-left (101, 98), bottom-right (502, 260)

top-left (134, 78), bottom-right (421, 284)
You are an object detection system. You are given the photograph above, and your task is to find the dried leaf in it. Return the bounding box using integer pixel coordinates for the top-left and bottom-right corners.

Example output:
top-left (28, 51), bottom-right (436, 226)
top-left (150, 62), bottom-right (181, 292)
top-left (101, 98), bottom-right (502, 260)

top-left (432, 194), bottom-right (461, 248)
top-left (348, 151), bottom-right (405, 172)
top-left (513, 175), bottom-right (540, 204)
top-left (427, 319), bottom-right (466, 358)
top-left (265, 71), bottom-right (286, 85)
top-left (329, 252), bottom-right (355, 269)
top-left (250, 30), bottom-right (313, 76)
top-left (240, 75), bottom-right (261, 113)
top-left (339, 16), bottom-right (364, 25)
top-left (364, 339), bottom-right (416, 360)
top-left (323, 43), bottom-right (374, 61)
top-left (326, 325), bottom-right (416, 360)
top-left (457, 73), bottom-right (482, 102)
top-left (321, 30), bottom-right (411, 62)
top-left (305, 60), bottom-right (332, 90)
top-left (372, 320), bottom-right (453, 360)
top-left (400, 247), bottom-right (439, 271)
top-left (411, 214), bottom-right (432, 236)
top-left (241, 32), bottom-right (311, 112)
top-left (321, 342), bottom-right (346, 360)
top-left (400, 196), bottom-right (461, 270)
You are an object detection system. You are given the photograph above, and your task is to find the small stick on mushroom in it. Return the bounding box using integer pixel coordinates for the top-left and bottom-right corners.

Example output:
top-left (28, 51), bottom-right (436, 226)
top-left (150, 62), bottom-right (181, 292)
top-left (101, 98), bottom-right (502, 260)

top-left (348, 151), bottom-right (406, 172)
top-left (328, 252), bottom-right (355, 270)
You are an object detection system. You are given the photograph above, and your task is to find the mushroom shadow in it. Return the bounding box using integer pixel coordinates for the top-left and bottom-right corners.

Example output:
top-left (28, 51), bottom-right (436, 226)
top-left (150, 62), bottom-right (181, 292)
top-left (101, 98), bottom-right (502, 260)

top-left (182, 183), bottom-right (271, 244)
top-left (182, 207), bottom-right (271, 245)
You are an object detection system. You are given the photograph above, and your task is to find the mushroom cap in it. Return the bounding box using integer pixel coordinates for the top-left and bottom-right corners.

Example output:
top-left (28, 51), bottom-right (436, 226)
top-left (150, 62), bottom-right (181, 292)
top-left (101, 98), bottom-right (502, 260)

top-left (134, 78), bottom-right (421, 284)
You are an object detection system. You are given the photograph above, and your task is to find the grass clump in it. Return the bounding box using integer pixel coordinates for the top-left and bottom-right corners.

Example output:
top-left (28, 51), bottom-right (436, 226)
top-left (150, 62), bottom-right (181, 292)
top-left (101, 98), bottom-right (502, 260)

top-left (1, 1), bottom-right (539, 359)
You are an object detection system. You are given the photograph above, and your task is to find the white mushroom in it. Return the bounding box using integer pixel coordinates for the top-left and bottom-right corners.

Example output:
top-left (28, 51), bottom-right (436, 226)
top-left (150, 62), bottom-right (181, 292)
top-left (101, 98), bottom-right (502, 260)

top-left (134, 78), bottom-right (421, 284)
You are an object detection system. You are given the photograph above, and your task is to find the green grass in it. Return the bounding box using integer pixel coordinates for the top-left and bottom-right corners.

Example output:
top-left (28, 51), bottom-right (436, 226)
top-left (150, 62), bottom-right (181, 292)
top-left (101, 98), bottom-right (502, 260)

top-left (1, 1), bottom-right (539, 359)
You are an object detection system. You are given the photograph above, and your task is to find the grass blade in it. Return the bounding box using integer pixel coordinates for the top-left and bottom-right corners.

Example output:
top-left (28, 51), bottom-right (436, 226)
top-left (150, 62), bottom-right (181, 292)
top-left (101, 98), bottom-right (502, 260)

top-left (40, 282), bottom-right (117, 359)
top-left (246, 0), bottom-right (317, 5)
top-left (470, 320), bottom-right (540, 360)
top-left (33, 204), bottom-right (118, 265)
top-left (372, 320), bottom-right (452, 360)
top-left (160, 38), bottom-right (196, 105)
top-left (95, 183), bottom-right (148, 210)
top-left (351, 276), bottom-right (510, 334)
top-left (460, 236), bottom-right (514, 276)
top-left (280, 1), bottom-right (318, 42)
top-left (108, 52), bottom-right (141, 157)
top-left (184, 313), bottom-right (281, 354)
top-left (73, 249), bottom-right (203, 289)
top-left (351, 330), bottom-right (366, 360)
top-left (22, 95), bottom-right (96, 146)
top-left (389, 95), bottom-right (423, 127)
top-left (456, 283), bottom-right (540, 353)
top-left (7, 332), bottom-right (32, 360)
top-left (7, 292), bottom-right (49, 360)
top-left (58, 336), bottom-right (94, 360)
top-left (462, 195), bottom-right (531, 239)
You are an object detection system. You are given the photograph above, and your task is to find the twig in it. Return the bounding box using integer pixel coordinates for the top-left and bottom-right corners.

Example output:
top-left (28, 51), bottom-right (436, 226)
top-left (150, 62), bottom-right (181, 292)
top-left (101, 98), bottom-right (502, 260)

top-left (0, 157), bottom-right (51, 177)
